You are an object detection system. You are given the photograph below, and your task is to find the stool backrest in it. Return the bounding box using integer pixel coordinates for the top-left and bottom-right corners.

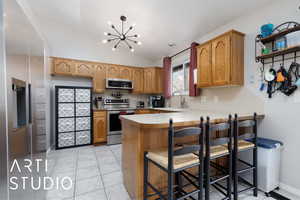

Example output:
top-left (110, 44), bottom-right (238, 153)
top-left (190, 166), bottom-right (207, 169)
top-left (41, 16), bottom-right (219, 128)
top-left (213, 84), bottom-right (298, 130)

top-left (234, 113), bottom-right (257, 143)
top-left (205, 115), bottom-right (233, 159)
top-left (168, 117), bottom-right (204, 171)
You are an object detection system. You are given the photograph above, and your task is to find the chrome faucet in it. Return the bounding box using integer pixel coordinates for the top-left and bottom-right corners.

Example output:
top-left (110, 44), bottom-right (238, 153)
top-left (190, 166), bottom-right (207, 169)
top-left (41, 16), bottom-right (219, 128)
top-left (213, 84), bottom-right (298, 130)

top-left (180, 95), bottom-right (187, 108)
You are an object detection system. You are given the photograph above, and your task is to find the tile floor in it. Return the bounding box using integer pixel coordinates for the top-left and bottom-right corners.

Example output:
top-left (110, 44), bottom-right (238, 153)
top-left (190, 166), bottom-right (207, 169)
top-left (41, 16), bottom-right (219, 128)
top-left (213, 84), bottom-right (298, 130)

top-left (46, 144), bottom-right (297, 200)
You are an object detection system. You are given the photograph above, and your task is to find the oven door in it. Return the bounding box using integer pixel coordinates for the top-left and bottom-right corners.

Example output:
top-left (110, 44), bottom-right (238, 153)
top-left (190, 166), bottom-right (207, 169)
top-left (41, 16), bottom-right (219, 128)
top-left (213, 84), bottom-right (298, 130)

top-left (107, 111), bottom-right (122, 135)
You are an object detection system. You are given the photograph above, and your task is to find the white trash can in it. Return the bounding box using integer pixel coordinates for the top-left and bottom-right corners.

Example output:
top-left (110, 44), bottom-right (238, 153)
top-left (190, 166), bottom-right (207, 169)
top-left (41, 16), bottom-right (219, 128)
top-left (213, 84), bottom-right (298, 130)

top-left (239, 137), bottom-right (283, 193)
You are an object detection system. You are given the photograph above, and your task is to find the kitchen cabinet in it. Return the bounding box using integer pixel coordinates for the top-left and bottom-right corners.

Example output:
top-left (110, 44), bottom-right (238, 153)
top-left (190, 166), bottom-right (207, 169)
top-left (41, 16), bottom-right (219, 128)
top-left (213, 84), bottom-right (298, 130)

top-left (156, 68), bottom-right (164, 94)
top-left (197, 30), bottom-right (244, 88)
top-left (52, 58), bottom-right (75, 76)
top-left (93, 111), bottom-right (107, 144)
top-left (143, 67), bottom-right (163, 94)
top-left (132, 68), bottom-right (144, 93)
top-left (119, 66), bottom-right (133, 80)
top-left (143, 68), bottom-right (155, 94)
top-left (197, 43), bottom-right (212, 87)
top-left (93, 64), bottom-right (107, 93)
top-left (106, 64), bottom-right (120, 79)
top-left (73, 61), bottom-right (94, 77)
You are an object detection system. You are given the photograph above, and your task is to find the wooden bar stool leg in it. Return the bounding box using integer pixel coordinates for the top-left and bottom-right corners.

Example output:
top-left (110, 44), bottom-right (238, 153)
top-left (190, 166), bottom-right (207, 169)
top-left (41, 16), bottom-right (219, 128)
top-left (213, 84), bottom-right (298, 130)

top-left (144, 153), bottom-right (148, 200)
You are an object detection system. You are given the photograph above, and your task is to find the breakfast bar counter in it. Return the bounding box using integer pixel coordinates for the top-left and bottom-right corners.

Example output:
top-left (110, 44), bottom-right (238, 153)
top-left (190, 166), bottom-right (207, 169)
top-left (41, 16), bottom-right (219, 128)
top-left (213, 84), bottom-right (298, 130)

top-left (120, 110), bottom-right (264, 200)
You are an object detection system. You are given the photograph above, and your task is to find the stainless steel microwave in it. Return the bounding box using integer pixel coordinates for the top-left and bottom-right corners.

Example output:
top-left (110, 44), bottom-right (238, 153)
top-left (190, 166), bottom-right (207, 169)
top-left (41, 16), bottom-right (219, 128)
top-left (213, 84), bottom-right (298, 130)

top-left (106, 78), bottom-right (133, 90)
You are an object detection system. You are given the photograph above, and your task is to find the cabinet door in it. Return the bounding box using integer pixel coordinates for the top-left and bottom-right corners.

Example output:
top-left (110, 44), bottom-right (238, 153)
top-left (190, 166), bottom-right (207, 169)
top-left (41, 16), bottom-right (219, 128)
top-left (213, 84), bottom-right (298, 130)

top-left (74, 61), bottom-right (94, 77)
top-left (197, 43), bottom-right (212, 87)
top-left (53, 58), bottom-right (75, 75)
top-left (211, 35), bottom-right (231, 86)
top-left (155, 68), bottom-right (164, 94)
top-left (143, 68), bottom-right (155, 94)
top-left (106, 65), bottom-right (120, 78)
top-left (93, 112), bottom-right (107, 143)
top-left (93, 64), bottom-right (107, 93)
top-left (119, 67), bottom-right (132, 80)
top-left (132, 68), bottom-right (144, 93)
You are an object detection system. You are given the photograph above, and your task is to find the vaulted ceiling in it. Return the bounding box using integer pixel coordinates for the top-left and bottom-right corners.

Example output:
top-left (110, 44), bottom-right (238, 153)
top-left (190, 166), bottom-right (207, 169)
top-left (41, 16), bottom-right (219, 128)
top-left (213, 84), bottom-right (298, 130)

top-left (27, 0), bottom-right (274, 62)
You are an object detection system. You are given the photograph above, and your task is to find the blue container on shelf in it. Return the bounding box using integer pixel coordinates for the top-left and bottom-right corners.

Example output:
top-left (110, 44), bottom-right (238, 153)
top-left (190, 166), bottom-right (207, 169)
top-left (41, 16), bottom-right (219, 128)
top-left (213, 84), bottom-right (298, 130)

top-left (261, 24), bottom-right (274, 38)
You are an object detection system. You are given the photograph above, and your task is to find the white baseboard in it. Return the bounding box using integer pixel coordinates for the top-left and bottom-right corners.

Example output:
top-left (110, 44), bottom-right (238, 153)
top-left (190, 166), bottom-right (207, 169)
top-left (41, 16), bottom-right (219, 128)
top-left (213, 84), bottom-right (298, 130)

top-left (279, 182), bottom-right (300, 197)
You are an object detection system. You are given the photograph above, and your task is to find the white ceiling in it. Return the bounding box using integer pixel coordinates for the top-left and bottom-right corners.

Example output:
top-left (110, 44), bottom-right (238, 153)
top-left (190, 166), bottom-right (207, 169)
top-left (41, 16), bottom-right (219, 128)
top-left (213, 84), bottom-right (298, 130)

top-left (26, 0), bottom-right (274, 62)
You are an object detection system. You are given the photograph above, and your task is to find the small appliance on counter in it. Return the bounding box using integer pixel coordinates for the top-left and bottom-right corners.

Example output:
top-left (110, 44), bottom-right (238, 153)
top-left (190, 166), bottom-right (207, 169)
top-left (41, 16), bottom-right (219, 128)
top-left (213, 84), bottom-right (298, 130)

top-left (149, 95), bottom-right (165, 108)
top-left (136, 101), bottom-right (145, 108)
top-left (94, 96), bottom-right (103, 109)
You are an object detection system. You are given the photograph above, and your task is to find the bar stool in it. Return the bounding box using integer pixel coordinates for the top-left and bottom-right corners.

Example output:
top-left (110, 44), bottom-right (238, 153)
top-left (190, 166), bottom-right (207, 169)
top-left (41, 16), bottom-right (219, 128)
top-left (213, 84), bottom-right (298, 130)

top-left (204, 115), bottom-right (233, 200)
top-left (233, 113), bottom-right (258, 200)
top-left (143, 118), bottom-right (205, 200)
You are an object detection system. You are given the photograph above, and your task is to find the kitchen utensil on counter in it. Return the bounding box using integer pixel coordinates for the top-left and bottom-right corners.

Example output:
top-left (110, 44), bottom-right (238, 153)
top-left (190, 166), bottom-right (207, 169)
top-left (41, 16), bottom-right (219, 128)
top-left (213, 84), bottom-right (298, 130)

top-left (136, 101), bottom-right (145, 108)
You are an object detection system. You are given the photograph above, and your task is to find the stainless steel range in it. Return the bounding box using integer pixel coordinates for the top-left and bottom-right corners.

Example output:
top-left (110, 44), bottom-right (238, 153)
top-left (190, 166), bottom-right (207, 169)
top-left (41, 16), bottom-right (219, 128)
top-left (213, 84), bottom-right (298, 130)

top-left (103, 98), bottom-right (135, 145)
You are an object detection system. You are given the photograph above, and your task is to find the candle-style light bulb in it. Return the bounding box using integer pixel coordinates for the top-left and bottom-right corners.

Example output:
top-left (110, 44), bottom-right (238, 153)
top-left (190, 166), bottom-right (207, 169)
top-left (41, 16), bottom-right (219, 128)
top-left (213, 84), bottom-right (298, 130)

top-left (102, 39), bottom-right (108, 44)
top-left (137, 41), bottom-right (142, 45)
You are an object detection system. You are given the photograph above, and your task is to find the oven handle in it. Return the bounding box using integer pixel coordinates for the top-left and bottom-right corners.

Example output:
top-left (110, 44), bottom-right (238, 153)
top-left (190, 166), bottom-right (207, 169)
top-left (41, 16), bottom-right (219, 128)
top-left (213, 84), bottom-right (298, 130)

top-left (108, 111), bottom-right (121, 114)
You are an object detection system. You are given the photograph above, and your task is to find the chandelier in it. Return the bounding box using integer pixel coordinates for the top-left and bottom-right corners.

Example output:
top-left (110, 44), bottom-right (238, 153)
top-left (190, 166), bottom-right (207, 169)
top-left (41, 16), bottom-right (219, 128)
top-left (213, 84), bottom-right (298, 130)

top-left (102, 15), bottom-right (141, 52)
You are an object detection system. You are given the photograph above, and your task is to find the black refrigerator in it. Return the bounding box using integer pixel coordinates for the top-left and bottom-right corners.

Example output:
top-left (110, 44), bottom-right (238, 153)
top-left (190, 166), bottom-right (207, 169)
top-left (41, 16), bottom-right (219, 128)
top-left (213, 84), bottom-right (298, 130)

top-left (55, 86), bottom-right (92, 149)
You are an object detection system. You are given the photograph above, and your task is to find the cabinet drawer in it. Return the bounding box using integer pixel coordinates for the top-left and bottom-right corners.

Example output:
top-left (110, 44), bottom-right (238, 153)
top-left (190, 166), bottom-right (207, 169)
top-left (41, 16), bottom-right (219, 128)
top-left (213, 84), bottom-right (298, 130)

top-left (94, 111), bottom-right (106, 117)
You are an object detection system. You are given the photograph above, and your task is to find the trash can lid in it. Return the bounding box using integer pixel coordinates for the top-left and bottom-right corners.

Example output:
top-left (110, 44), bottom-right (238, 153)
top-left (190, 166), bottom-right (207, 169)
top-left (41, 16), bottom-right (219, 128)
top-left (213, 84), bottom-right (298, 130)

top-left (247, 137), bottom-right (283, 149)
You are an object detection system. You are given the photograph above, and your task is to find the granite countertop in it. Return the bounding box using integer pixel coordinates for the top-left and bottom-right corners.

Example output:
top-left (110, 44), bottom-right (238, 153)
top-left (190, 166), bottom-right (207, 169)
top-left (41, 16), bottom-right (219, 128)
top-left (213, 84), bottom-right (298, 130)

top-left (120, 110), bottom-right (265, 128)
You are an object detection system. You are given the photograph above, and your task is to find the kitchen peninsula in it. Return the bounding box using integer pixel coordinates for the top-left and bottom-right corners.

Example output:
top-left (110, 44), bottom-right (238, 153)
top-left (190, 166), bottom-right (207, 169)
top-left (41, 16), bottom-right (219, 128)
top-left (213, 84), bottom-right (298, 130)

top-left (120, 110), bottom-right (264, 200)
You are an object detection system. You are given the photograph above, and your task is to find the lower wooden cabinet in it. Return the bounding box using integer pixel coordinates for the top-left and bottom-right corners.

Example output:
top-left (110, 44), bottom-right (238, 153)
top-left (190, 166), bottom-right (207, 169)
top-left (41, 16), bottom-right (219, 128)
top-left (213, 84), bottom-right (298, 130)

top-left (93, 111), bottom-right (107, 144)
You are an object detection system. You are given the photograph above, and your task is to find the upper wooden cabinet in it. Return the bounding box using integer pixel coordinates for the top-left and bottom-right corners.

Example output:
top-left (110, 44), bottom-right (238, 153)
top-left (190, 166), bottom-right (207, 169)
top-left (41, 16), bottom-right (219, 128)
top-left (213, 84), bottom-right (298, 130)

top-left (52, 58), bottom-right (75, 76)
top-left (132, 68), bottom-right (144, 93)
top-left (51, 57), bottom-right (164, 94)
top-left (106, 64), bottom-right (120, 79)
top-left (73, 61), bottom-right (94, 77)
top-left (93, 64), bottom-right (107, 93)
top-left (143, 67), bottom-right (163, 94)
top-left (119, 67), bottom-right (133, 80)
top-left (197, 30), bottom-right (244, 88)
top-left (156, 68), bottom-right (164, 94)
top-left (211, 34), bottom-right (231, 86)
top-left (197, 43), bottom-right (212, 87)
top-left (143, 68), bottom-right (155, 94)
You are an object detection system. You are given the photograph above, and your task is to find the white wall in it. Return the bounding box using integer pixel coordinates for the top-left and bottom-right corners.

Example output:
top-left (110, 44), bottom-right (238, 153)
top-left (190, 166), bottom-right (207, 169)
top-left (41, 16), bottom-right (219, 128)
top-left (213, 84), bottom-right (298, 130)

top-left (157, 0), bottom-right (300, 193)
